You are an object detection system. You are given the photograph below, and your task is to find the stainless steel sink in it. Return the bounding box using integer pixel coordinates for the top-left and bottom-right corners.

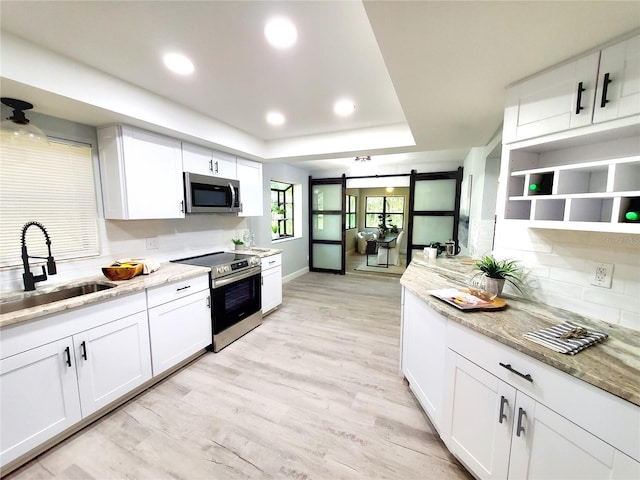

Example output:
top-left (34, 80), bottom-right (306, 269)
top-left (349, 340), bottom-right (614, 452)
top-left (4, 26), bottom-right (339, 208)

top-left (0, 282), bottom-right (116, 314)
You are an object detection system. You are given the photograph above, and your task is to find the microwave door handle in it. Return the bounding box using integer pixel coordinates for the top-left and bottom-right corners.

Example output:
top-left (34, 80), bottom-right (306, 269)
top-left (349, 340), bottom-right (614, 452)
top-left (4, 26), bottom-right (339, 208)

top-left (229, 182), bottom-right (237, 211)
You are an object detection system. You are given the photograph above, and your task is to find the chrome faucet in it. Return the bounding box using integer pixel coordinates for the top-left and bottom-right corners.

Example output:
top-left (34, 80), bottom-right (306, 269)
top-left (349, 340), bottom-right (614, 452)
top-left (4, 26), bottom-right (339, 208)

top-left (21, 221), bottom-right (57, 291)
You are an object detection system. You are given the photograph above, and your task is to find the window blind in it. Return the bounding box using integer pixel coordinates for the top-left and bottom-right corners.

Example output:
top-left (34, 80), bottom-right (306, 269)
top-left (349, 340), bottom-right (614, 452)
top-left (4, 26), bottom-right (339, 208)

top-left (0, 134), bottom-right (99, 266)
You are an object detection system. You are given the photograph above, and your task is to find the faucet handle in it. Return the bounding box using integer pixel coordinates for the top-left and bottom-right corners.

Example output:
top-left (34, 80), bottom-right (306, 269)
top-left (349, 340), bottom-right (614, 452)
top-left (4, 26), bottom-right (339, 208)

top-left (47, 256), bottom-right (57, 275)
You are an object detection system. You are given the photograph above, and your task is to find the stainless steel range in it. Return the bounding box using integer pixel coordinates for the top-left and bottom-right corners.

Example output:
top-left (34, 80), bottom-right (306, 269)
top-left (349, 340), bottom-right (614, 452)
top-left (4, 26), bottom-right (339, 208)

top-left (171, 251), bottom-right (262, 352)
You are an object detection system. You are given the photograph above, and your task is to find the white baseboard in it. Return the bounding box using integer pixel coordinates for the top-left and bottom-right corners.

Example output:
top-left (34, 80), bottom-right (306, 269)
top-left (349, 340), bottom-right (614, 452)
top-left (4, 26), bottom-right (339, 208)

top-left (283, 267), bottom-right (309, 284)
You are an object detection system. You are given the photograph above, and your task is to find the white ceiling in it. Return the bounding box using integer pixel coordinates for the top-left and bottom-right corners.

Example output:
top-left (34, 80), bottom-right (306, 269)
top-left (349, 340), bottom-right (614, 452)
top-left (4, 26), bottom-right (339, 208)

top-left (1, 1), bottom-right (639, 174)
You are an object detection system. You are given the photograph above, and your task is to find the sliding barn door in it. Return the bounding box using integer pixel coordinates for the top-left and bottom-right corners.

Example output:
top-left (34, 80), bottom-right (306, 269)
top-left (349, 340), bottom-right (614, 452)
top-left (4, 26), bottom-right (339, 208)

top-left (308, 175), bottom-right (346, 274)
top-left (407, 168), bottom-right (463, 261)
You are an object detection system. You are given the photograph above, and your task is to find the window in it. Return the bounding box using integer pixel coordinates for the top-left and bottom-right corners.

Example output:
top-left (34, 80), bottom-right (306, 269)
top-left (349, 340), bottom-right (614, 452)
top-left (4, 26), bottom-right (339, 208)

top-left (0, 134), bottom-right (99, 266)
top-left (345, 195), bottom-right (357, 229)
top-left (271, 180), bottom-right (294, 239)
top-left (365, 196), bottom-right (405, 229)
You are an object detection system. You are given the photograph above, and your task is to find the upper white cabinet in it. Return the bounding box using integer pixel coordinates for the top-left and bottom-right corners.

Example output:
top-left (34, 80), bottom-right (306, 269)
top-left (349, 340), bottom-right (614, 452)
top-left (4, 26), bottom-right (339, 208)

top-left (504, 34), bottom-right (640, 144)
top-left (236, 157), bottom-right (264, 217)
top-left (181, 142), bottom-right (237, 180)
top-left (98, 125), bottom-right (185, 219)
top-left (593, 35), bottom-right (640, 124)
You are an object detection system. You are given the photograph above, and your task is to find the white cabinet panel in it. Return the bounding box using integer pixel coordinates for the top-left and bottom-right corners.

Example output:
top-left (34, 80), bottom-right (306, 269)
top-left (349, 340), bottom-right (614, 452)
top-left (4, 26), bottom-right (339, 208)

top-left (594, 35), bottom-right (640, 124)
top-left (148, 288), bottom-right (211, 375)
top-left (75, 312), bottom-right (152, 416)
top-left (401, 288), bottom-right (447, 429)
top-left (98, 125), bottom-right (184, 219)
top-left (261, 254), bottom-right (282, 315)
top-left (237, 158), bottom-right (263, 217)
top-left (0, 339), bottom-right (81, 466)
top-left (182, 142), bottom-right (237, 179)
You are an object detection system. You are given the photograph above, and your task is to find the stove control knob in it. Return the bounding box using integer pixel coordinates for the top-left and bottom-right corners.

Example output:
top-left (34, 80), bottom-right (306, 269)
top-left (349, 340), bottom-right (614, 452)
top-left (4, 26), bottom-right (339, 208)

top-left (216, 266), bottom-right (224, 275)
top-left (224, 265), bottom-right (231, 273)
top-left (250, 257), bottom-right (260, 266)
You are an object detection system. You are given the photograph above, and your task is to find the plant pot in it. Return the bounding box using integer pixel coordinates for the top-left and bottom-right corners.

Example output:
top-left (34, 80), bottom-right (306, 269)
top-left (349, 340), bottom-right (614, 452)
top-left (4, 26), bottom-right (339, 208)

top-left (234, 244), bottom-right (246, 251)
top-left (482, 276), bottom-right (505, 299)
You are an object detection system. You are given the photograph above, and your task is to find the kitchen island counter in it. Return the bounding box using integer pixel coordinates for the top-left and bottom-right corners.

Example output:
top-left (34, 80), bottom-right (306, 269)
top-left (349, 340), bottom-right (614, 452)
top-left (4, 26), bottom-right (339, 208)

top-left (0, 262), bottom-right (210, 329)
top-left (401, 254), bottom-right (640, 407)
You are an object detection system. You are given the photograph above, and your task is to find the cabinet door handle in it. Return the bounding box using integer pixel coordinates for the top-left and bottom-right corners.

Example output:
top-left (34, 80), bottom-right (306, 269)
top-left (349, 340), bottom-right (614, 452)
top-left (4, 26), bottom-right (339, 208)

top-left (180, 200), bottom-right (184, 213)
top-left (64, 346), bottom-right (72, 367)
top-left (206, 295), bottom-right (211, 308)
top-left (209, 159), bottom-right (214, 173)
top-left (600, 72), bottom-right (612, 108)
top-left (575, 81), bottom-right (586, 114)
top-left (214, 161), bottom-right (219, 174)
top-left (516, 407), bottom-right (526, 437)
top-left (176, 285), bottom-right (191, 292)
top-left (80, 341), bottom-right (87, 360)
top-left (499, 362), bottom-right (533, 382)
top-left (499, 395), bottom-right (508, 424)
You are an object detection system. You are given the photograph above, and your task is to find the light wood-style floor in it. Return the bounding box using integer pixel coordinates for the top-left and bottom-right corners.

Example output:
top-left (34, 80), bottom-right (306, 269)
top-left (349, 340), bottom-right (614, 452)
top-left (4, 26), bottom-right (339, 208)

top-left (5, 272), bottom-right (471, 480)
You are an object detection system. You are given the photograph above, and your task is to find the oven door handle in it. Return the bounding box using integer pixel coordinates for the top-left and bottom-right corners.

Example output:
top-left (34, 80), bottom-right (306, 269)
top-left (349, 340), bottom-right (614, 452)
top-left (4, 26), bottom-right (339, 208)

top-left (214, 266), bottom-right (261, 287)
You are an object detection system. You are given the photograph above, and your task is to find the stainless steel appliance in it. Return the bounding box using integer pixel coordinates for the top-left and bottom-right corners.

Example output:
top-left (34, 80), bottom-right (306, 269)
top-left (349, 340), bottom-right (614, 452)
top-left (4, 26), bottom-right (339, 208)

top-left (183, 172), bottom-right (241, 214)
top-left (171, 251), bottom-right (262, 352)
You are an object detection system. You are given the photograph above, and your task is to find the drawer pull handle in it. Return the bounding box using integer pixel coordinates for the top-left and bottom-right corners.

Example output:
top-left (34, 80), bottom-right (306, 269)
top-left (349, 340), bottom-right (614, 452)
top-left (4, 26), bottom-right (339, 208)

top-left (600, 72), bottom-right (612, 108)
top-left (499, 362), bottom-right (533, 382)
top-left (499, 395), bottom-right (508, 424)
top-left (80, 341), bottom-right (88, 361)
top-left (176, 285), bottom-right (191, 292)
top-left (575, 81), bottom-right (586, 114)
top-left (64, 346), bottom-right (72, 367)
top-left (516, 407), bottom-right (526, 437)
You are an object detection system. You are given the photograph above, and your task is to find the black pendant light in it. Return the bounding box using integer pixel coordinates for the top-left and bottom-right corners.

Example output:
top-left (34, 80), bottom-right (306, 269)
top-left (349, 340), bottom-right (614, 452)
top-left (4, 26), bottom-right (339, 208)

top-left (1, 97), bottom-right (48, 143)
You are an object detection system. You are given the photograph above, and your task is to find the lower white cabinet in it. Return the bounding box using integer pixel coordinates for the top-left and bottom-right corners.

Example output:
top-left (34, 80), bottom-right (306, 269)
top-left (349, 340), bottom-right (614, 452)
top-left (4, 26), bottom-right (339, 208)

top-left (400, 286), bottom-right (640, 480)
top-left (0, 296), bottom-right (151, 467)
top-left (0, 338), bottom-right (82, 466)
top-left (445, 349), bottom-right (640, 480)
top-left (401, 288), bottom-right (447, 428)
top-left (146, 275), bottom-right (211, 375)
top-left (261, 254), bottom-right (282, 315)
top-left (75, 312), bottom-right (151, 416)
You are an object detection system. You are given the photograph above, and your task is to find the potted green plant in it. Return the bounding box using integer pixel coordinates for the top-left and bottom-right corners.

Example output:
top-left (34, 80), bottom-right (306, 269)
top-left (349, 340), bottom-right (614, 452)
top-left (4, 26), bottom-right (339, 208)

top-left (472, 254), bottom-right (524, 297)
top-left (231, 238), bottom-right (245, 250)
top-left (378, 214), bottom-right (398, 238)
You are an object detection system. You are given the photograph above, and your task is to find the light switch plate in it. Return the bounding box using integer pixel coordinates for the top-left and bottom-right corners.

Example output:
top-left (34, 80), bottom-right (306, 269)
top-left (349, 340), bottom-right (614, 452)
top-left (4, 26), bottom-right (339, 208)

top-left (590, 262), bottom-right (613, 288)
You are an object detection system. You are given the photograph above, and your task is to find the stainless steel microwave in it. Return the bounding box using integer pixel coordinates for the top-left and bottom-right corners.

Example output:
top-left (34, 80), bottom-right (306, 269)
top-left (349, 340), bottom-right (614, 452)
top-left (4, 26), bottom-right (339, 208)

top-left (184, 172), bottom-right (241, 214)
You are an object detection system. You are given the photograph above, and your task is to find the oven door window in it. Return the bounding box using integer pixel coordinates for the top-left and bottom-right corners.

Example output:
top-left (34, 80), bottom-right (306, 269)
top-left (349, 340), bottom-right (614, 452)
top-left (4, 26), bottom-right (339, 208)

top-left (212, 274), bottom-right (261, 333)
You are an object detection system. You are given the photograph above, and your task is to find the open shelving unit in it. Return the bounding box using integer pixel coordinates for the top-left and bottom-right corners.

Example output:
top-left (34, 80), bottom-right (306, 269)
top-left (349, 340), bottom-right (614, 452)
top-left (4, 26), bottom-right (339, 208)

top-left (502, 120), bottom-right (640, 233)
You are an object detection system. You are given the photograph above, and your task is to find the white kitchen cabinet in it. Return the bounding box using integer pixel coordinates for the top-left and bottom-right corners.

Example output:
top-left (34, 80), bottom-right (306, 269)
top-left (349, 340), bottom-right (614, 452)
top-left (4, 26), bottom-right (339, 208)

top-left (503, 34), bottom-right (639, 144)
top-left (75, 311), bottom-right (152, 416)
top-left (147, 274), bottom-right (211, 375)
top-left (236, 157), bottom-right (264, 217)
top-left (0, 338), bottom-right (82, 466)
top-left (0, 292), bottom-right (149, 468)
top-left (445, 349), bottom-right (639, 480)
top-left (261, 254), bottom-right (282, 315)
top-left (593, 35), bottom-right (640, 124)
top-left (182, 142), bottom-right (237, 179)
top-left (400, 288), bottom-right (447, 430)
top-left (98, 125), bottom-right (185, 219)
top-left (503, 53), bottom-right (599, 143)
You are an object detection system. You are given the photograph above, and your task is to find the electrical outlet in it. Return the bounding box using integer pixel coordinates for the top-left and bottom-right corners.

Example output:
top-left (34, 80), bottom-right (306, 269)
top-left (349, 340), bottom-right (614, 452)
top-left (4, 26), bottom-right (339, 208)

top-left (590, 262), bottom-right (613, 288)
top-left (145, 237), bottom-right (159, 250)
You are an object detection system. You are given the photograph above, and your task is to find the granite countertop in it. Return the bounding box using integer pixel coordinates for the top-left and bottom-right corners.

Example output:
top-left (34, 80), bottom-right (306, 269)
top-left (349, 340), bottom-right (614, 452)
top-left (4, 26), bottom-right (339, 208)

top-left (232, 247), bottom-right (282, 258)
top-left (401, 254), bottom-right (640, 407)
top-left (0, 262), bottom-right (210, 329)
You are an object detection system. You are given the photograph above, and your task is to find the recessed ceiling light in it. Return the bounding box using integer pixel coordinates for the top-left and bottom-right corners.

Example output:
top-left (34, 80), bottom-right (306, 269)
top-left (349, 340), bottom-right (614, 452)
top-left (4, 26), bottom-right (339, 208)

top-left (264, 17), bottom-right (297, 49)
top-left (334, 99), bottom-right (356, 116)
top-left (163, 52), bottom-right (194, 75)
top-left (266, 112), bottom-right (285, 126)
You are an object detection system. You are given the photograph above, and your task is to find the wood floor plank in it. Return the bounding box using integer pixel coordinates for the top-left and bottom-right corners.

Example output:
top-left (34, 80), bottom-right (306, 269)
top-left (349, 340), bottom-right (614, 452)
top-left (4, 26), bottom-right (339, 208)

top-left (5, 269), bottom-right (471, 480)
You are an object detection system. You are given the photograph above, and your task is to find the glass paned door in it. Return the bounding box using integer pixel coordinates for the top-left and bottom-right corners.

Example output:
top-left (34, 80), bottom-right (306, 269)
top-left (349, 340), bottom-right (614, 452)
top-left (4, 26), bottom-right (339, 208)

top-left (407, 168), bottom-right (463, 260)
top-left (309, 176), bottom-right (345, 274)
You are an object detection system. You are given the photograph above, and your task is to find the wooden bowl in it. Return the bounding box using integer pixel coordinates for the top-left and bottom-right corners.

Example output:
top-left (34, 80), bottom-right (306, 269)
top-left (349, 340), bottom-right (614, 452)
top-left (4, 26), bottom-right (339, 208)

top-left (102, 263), bottom-right (143, 281)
